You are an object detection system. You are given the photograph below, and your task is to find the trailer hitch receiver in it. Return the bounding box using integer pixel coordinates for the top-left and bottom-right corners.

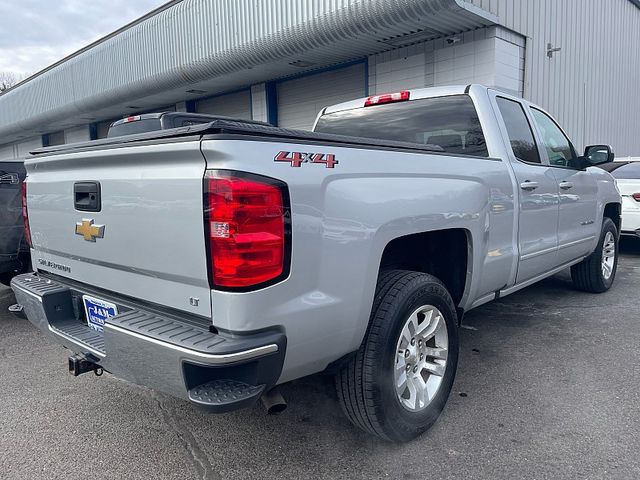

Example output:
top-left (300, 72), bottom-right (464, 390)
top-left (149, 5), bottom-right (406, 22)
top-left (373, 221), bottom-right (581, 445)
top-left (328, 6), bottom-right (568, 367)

top-left (68, 354), bottom-right (103, 377)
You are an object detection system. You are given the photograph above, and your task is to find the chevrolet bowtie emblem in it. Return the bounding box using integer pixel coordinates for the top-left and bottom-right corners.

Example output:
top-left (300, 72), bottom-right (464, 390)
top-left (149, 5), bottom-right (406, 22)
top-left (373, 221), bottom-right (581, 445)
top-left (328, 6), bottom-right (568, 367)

top-left (75, 219), bottom-right (105, 242)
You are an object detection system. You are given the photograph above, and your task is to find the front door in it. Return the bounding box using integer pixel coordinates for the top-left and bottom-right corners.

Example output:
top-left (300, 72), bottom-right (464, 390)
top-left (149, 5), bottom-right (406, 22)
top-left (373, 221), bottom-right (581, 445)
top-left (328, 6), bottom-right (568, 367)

top-left (493, 96), bottom-right (560, 283)
top-left (529, 108), bottom-right (599, 264)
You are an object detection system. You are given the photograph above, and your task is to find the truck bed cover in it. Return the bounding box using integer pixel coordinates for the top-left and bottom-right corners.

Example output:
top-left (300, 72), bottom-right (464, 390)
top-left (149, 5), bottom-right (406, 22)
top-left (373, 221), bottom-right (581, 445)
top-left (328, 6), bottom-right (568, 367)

top-left (29, 119), bottom-right (449, 158)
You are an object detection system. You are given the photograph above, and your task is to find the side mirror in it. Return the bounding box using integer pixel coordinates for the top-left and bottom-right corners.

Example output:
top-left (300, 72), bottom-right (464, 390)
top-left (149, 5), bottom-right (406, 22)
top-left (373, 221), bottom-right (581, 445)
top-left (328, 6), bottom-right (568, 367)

top-left (584, 144), bottom-right (615, 166)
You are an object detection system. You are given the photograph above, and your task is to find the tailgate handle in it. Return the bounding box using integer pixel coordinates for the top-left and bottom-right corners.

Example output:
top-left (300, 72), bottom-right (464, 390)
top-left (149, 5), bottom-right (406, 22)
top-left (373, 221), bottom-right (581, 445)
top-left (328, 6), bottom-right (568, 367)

top-left (74, 182), bottom-right (101, 212)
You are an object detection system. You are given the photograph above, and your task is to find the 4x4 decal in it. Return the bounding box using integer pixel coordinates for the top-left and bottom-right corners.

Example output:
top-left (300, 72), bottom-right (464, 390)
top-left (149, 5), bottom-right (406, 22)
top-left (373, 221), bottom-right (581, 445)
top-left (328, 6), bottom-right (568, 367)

top-left (274, 151), bottom-right (338, 168)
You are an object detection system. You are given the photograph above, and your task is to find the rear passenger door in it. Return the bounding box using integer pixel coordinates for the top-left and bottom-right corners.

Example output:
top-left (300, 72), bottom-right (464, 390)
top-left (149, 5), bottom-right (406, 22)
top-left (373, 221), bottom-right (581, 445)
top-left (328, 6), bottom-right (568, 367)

top-left (493, 95), bottom-right (560, 283)
top-left (529, 108), bottom-right (599, 264)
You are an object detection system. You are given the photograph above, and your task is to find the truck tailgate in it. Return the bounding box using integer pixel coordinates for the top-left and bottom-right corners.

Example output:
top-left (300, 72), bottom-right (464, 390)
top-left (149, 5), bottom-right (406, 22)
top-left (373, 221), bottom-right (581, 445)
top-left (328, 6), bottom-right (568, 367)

top-left (26, 141), bottom-right (212, 317)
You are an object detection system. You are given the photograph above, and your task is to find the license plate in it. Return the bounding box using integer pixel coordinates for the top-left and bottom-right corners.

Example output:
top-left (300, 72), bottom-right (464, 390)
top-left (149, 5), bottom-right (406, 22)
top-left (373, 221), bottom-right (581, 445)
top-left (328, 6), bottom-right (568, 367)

top-left (82, 295), bottom-right (118, 332)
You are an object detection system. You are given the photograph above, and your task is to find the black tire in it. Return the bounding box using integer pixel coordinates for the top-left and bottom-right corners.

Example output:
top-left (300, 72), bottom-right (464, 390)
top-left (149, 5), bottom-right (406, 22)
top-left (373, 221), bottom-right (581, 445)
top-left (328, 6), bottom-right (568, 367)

top-left (335, 269), bottom-right (459, 442)
top-left (571, 217), bottom-right (619, 293)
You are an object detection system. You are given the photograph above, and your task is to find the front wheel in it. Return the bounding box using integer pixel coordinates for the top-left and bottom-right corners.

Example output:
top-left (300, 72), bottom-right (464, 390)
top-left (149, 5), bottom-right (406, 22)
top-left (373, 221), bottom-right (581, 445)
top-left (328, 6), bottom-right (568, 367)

top-left (335, 270), bottom-right (459, 442)
top-left (571, 217), bottom-right (619, 293)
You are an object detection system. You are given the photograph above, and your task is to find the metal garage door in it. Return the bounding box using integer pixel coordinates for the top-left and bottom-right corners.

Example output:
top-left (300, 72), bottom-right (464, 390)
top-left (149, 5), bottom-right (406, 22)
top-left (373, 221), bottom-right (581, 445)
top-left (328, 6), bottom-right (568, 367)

top-left (277, 63), bottom-right (366, 130)
top-left (196, 90), bottom-right (252, 119)
top-left (0, 144), bottom-right (15, 160)
top-left (17, 137), bottom-right (43, 157)
top-left (65, 126), bottom-right (91, 144)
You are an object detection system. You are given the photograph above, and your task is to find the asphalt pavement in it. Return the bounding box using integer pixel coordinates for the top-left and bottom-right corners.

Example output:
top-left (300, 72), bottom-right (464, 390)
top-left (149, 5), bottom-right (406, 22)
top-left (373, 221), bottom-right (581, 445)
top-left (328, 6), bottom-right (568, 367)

top-left (1, 239), bottom-right (639, 480)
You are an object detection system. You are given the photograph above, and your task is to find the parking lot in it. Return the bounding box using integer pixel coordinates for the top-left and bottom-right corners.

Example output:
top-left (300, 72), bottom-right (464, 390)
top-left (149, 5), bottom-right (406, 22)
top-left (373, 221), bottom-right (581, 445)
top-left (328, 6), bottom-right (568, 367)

top-left (1, 239), bottom-right (639, 480)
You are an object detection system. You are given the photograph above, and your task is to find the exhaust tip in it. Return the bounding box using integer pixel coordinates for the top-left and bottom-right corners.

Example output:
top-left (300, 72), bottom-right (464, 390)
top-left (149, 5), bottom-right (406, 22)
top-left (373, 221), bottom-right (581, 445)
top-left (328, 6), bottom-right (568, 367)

top-left (261, 387), bottom-right (287, 415)
top-left (266, 402), bottom-right (287, 415)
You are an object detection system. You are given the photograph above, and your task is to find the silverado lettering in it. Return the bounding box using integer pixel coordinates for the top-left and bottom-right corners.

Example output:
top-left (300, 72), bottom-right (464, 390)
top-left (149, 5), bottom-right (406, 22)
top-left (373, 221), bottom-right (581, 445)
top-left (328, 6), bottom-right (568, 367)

top-left (37, 258), bottom-right (71, 273)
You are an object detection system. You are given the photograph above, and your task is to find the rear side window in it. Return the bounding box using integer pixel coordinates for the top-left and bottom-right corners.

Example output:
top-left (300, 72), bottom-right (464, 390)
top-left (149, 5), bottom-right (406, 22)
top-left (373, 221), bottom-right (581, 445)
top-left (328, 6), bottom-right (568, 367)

top-left (496, 97), bottom-right (541, 164)
top-left (608, 162), bottom-right (640, 179)
top-left (314, 95), bottom-right (488, 157)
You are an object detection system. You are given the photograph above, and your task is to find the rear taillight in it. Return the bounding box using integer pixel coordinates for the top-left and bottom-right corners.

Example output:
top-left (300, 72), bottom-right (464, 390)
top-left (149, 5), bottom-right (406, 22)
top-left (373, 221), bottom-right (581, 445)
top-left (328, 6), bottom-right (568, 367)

top-left (204, 171), bottom-right (289, 289)
top-left (21, 180), bottom-right (32, 248)
top-left (633, 193), bottom-right (640, 202)
top-left (364, 90), bottom-right (410, 107)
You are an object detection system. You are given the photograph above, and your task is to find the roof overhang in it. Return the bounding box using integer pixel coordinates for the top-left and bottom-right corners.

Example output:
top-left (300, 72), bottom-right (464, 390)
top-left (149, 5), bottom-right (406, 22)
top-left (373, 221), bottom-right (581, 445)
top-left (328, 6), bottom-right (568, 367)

top-left (0, 0), bottom-right (497, 143)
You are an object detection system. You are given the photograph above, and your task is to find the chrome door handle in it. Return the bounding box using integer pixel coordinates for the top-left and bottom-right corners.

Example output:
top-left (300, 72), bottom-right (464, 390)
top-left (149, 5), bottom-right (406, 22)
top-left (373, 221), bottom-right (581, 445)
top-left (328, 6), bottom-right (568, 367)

top-left (559, 181), bottom-right (574, 190)
top-left (520, 181), bottom-right (539, 191)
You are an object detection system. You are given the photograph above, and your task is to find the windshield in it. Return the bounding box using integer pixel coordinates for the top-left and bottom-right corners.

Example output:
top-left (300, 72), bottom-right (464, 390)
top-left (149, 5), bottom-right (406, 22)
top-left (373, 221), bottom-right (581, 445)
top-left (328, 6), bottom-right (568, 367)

top-left (314, 95), bottom-right (488, 157)
top-left (601, 161), bottom-right (640, 179)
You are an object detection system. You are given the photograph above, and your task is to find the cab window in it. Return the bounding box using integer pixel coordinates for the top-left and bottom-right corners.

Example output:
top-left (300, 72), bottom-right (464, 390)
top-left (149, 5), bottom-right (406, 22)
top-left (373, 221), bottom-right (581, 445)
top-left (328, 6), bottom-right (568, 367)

top-left (314, 95), bottom-right (489, 157)
top-left (496, 97), bottom-right (541, 164)
top-left (530, 108), bottom-right (577, 167)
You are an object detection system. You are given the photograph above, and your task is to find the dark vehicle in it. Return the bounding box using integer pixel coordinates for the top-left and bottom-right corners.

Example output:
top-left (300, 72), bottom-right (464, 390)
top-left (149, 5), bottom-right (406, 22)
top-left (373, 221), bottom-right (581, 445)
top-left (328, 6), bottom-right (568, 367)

top-left (107, 112), bottom-right (270, 138)
top-left (0, 159), bottom-right (29, 285)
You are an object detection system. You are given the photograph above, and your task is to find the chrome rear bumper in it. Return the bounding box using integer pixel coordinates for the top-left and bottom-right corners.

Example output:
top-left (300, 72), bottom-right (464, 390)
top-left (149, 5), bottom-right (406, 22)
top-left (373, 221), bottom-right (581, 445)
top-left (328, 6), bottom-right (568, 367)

top-left (11, 273), bottom-right (286, 412)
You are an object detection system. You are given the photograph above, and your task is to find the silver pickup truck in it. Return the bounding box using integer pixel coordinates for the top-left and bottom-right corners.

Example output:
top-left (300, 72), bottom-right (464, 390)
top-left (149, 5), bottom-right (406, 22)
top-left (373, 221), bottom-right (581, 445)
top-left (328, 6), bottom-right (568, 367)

top-left (12, 85), bottom-right (621, 442)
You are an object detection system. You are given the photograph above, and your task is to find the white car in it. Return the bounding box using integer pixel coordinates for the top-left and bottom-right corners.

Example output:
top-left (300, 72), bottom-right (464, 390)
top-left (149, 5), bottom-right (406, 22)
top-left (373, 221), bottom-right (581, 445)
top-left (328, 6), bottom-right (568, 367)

top-left (602, 158), bottom-right (640, 237)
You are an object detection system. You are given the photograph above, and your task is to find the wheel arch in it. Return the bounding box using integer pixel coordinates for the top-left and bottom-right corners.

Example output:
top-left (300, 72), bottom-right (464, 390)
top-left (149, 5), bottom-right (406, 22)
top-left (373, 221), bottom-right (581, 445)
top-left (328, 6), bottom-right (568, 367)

top-left (377, 228), bottom-right (472, 311)
top-left (603, 202), bottom-right (621, 234)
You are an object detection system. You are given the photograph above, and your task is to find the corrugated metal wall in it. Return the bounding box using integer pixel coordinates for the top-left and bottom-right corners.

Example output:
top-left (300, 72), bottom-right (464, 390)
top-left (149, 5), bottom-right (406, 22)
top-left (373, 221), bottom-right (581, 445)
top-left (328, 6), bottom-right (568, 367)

top-left (368, 26), bottom-right (526, 97)
top-left (2, 0), bottom-right (637, 156)
top-left (469, 0), bottom-right (640, 155)
top-left (0, 0), bottom-right (495, 143)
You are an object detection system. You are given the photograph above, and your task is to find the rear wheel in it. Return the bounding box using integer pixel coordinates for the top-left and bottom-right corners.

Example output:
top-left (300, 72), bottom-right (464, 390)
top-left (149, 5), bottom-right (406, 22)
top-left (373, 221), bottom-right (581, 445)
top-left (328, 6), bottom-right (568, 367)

top-left (571, 217), bottom-right (618, 293)
top-left (335, 270), bottom-right (459, 442)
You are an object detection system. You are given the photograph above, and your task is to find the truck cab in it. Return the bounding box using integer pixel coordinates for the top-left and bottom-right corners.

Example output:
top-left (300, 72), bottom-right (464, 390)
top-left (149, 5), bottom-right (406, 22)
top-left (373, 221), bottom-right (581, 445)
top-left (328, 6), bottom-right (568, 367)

top-left (313, 86), bottom-right (620, 298)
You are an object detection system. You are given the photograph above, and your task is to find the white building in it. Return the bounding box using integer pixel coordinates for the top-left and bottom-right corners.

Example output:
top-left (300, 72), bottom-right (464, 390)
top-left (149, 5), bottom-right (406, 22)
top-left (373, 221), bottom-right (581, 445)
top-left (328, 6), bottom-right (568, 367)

top-left (1, 0), bottom-right (639, 158)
